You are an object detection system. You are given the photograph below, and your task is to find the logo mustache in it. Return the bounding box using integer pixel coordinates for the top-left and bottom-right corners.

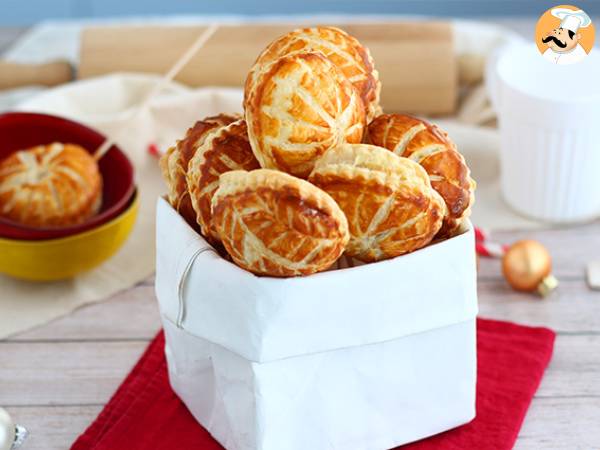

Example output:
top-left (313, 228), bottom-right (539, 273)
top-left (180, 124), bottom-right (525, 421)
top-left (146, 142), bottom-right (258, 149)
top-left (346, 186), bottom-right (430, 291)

top-left (542, 35), bottom-right (567, 48)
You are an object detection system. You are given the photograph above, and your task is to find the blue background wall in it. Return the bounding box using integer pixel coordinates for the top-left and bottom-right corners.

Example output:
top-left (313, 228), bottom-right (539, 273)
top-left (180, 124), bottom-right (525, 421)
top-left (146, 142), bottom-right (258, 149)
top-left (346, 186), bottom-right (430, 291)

top-left (2, 0), bottom-right (600, 25)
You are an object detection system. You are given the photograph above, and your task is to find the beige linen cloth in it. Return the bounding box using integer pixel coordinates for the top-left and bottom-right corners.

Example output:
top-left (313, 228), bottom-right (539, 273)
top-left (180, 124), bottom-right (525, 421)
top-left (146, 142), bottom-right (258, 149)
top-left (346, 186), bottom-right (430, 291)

top-left (0, 20), bottom-right (537, 338)
top-left (0, 75), bottom-right (243, 338)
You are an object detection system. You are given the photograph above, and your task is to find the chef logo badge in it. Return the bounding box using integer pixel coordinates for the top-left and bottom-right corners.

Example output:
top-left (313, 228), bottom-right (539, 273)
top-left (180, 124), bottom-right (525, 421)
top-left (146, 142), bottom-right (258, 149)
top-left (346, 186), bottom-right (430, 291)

top-left (535, 5), bottom-right (595, 64)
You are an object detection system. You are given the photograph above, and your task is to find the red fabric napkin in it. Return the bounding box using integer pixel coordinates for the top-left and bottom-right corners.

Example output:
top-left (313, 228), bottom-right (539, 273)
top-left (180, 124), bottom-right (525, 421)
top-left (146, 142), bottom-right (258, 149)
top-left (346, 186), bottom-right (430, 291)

top-left (72, 318), bottom-right (555, 450)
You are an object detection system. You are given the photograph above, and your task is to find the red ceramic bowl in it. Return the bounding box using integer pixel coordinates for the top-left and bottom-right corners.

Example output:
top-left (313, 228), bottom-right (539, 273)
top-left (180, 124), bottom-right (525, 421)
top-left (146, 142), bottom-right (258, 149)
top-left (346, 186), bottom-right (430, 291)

top-left (0, 112), bottom-right (135, 240)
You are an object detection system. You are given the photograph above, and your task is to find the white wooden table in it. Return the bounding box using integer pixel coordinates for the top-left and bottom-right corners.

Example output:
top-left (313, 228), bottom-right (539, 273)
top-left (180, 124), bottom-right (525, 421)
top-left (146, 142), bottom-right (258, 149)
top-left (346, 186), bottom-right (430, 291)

top-left (2, 224), bottom-right (600, 449)
top-left (2, 20), bottom-right (600, 450)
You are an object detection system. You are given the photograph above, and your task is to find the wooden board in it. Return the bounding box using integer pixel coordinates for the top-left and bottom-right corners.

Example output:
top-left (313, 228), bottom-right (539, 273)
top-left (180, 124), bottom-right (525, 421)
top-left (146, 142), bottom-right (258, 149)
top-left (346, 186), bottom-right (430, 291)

top-left (79, 22), bottom-right (457, 114)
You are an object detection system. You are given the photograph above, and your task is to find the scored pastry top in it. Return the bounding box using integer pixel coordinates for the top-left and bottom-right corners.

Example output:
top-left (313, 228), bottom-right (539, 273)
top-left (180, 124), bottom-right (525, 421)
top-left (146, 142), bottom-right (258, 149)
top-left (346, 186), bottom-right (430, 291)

top-left (311, 142), bottom-right (432, 188)
top-left (211, 169), bottom-right (349, 277)
top-left (160, 113), bottom-right (240, 228)
top-left (0, 142), bottom-right (102, 228)
top-left (186, 119), bottom-right (260, 241)
top-left (245, 26), bottom-right (381, 121)
top-left (245, 51), bottom-right (365, 179)
top-left (309, 143), bottom-right (445, 262)
top-left (367, 113), bottom-right (475, 236)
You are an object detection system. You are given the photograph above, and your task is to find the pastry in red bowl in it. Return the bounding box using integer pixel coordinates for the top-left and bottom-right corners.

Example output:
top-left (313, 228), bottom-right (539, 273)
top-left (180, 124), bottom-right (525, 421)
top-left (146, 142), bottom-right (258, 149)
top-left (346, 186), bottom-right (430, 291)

top-left (0, 112), bottom-right (134, 240)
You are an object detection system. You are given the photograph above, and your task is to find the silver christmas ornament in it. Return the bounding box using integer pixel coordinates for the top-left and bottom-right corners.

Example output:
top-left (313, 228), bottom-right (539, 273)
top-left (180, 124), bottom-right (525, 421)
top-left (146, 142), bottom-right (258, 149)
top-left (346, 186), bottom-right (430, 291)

top-left (0, 408), bottom-right (27, 450)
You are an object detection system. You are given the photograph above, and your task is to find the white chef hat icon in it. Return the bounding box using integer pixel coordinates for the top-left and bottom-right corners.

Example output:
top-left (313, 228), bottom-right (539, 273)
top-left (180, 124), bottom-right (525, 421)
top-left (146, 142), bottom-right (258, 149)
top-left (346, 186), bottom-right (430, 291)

top-left (551, 7), bottom-right (592, 33)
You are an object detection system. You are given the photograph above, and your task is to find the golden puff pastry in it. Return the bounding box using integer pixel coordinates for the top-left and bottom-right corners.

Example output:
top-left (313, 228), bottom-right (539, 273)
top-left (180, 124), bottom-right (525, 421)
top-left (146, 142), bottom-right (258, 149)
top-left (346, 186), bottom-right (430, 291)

top-left (0, 142), bottom-right (102, 228)
top-left (308, 143), bottom-right (445, 262)
top-left (211, 169), bottom-right (349, 277)
top-left (367, 114), bottom-right (475, 237)
top-left (160, 113), bottom-right (239, 227)
top-left (245, 26), bottom-right (381, 121)
top-left (245, 51), bottom-right (365, 179)
top-left (186, 119), bottom-right (261, 241)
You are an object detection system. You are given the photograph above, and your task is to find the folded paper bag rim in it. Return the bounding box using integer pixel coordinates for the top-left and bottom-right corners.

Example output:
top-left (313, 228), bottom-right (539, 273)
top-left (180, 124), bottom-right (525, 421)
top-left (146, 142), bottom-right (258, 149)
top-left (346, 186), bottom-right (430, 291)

top-left (155, 197), bottom-right (478, 363)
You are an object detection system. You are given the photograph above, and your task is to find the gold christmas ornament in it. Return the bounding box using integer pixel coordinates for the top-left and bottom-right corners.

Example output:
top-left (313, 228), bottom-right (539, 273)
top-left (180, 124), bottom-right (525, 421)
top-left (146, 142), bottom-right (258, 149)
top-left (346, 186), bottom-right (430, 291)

top-left (502, 239), bottom-right (558, 297)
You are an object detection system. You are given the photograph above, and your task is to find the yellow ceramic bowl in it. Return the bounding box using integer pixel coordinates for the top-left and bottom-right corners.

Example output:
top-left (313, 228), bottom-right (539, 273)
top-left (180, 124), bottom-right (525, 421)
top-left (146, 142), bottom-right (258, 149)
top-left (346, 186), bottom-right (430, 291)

top-left (0, 190), bottom-right (139, 281)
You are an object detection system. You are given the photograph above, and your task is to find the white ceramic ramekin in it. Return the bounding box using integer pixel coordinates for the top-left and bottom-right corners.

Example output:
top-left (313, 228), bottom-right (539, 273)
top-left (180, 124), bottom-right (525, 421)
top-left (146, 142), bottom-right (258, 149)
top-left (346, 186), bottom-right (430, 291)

top-left (487, 44), bottom-right (600, 223)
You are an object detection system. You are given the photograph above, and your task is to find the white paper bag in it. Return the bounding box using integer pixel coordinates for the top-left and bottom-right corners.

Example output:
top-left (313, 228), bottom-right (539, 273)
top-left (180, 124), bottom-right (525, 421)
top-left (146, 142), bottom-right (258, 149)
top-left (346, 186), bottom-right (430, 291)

top-left (155, 197), bottom-right (478, 450)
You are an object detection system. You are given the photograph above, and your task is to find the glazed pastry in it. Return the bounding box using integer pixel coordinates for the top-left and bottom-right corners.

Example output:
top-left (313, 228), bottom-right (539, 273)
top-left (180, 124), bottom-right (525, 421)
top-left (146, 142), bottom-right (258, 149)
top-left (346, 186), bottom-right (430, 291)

top-left (367, 113), bottom-right (475, 236)
top-left (309, 143), bottom-right (445, 262)
top-left (211, 169), bottom-right (349, 277)
top-left (160, 113), bottom-right (239, 227)
top-left (245, 51), bottom-right (365, 178)
top-left (245, 26), bottom-right (381, 121)
top-left (0, 142), bottom-right (102, 228)
top-left (186, 119), bottom-right (260, 241)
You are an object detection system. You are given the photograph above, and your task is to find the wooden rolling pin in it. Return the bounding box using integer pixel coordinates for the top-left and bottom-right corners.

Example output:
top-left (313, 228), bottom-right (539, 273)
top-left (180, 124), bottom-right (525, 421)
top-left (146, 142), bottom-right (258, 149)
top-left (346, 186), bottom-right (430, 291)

top-left (0, 60), bottom-right (73, 90)
top-left (79, 22), bottom-right (458, 115)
